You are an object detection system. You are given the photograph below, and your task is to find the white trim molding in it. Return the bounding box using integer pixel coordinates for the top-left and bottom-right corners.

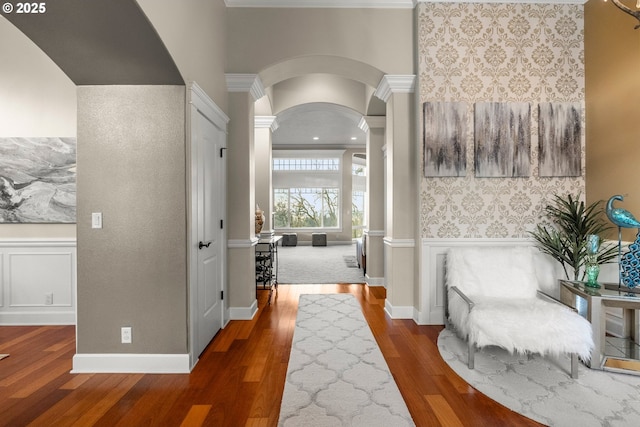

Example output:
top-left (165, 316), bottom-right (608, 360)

top-left (189, 82), bottom-right (230, 128)
top-left (374, 75), bottom-right (416, 102)
top-left (364, 229), bottom-right (385, 237)
top-left (383, 237), bottom-right (415, 248)
top-left (255, 115), bottom-right (279, 132)
top-left (419, 0), bottom-right (586, 3)
top-left (384, 299), bottom-right (414, 319)
top-left (72, 353), bottom-right (191, 374)
top-left (229, 299), bottom-right (258, 320)
top-left (225, 73), bottom-right (266, 101)
top-left (365, 275), bottom-right (385, 287)
top-left (225, 0), bottom-right (416, 8)
top-left (228, 237), bottom-right (260, 249)
top-left (226, 0), bottom-right (585, 7)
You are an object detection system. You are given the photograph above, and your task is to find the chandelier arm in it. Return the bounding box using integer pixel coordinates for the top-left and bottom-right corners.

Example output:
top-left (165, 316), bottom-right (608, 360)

top-left (610, 0), bottom-right (640, 29)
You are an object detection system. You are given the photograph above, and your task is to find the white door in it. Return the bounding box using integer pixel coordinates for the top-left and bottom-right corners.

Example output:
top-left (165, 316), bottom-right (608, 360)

top-left (190, 84), bottom-right (227, 362)
top-left (195, 111), bottom-right (224, 357)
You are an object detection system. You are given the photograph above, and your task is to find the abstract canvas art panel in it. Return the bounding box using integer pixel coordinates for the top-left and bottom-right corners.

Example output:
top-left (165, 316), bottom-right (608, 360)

top-left (0, 137), bottom-right (76, 223)
top-left (423, 101), bottom-right (467, 177)
top-left (538, 102), bottom-right (582, 177)
top-left (474, 102), bottom-right (531, 178)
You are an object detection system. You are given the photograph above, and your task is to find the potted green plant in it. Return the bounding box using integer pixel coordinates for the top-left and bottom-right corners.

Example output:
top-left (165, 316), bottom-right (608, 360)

top-left (529, 194), bottom-right (618, 281)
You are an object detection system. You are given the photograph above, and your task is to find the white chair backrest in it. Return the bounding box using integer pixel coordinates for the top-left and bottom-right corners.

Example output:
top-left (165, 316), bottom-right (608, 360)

top-left (446, 246), bottom-right (539, 299)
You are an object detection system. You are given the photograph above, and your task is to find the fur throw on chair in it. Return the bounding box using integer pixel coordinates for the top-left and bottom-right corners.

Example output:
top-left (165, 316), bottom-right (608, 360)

top-left (446, 246), bottom-right (594, 362)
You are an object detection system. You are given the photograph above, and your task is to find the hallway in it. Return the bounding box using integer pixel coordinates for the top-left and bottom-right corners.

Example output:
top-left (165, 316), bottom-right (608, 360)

top-left (0, 285), bottom-right (539, 427)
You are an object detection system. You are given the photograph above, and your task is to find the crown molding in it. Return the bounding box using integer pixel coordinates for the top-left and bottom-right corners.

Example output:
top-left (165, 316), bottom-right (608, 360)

top-left (225, 74), bottom-right (266, 101)
top-left (225, 0), bottom-right (416, 8)
top-left (419, 0), bottom-right (586, 3)
top-left (225, 0), bottom-right (586, 8)
top-left (374, 75), bottom-right (416, 102)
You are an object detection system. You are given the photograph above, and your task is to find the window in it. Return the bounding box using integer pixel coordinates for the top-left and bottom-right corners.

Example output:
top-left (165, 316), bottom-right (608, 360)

top-left (274, 188), bottom-right (339, 229)
top-left (352, 190), bottom-right (365, 238)
top-left (273, 158), bottom-right (339, 171)
top-left (352, 159), bottom-right (366, 238)
top-left (273, 152), bottom-right (342, 230)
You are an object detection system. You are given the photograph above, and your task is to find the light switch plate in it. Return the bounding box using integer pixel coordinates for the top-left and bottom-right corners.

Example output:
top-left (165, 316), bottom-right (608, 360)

top-left (92, 212), bottom-right (102, 229)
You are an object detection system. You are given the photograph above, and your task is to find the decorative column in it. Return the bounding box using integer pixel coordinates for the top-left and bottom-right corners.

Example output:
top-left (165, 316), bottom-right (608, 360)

top-left (226, 73), bottom-right (265, 319)
top-left (255, 116), bottom-right (278, 237)
top-left (375, 75), bottom-right (417, 319)
top-left (359, 116), bottom-right (385, 286)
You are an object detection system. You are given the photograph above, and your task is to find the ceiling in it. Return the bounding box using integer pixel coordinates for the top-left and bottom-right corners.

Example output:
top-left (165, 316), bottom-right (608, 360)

top-left (272, 103), bottom-right (367, 150)
top-left (2, 0), bottom-right (182, 85)
top-left (3, 0), bottom-right (376, 150)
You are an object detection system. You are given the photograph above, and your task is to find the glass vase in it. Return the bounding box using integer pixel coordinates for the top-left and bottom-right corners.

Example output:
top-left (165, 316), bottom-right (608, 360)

top-left (585, 234), bottom-right (601, 288)
top-left (585, 260), bottom-right (601, 288)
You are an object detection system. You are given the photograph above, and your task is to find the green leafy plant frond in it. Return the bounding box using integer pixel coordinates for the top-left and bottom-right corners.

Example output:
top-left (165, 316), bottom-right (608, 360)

top-left (529, 194), bottom-right (617, 281)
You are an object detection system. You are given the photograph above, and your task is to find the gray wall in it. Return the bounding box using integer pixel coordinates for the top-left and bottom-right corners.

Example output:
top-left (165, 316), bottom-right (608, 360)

top-left (76, 85), bottom-right (187, 354)
top-left (226, 7), bottom-right (414, 75)
top-left (138, 0), bottom-right (228, 112)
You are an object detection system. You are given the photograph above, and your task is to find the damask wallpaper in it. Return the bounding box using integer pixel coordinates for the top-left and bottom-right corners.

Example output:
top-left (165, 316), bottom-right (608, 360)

top-left (418, 2), bottom-right (585, 239)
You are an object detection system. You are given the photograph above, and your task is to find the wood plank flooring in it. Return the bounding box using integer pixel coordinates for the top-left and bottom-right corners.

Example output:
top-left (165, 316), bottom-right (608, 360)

top-left (0, 284), bottom-right (541, 426)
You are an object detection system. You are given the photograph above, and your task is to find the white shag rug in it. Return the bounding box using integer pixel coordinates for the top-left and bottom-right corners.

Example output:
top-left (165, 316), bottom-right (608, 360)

top-left (438, 328), bottom-right (640, 427)
top-left (278, 294), bottom-right (415, 427)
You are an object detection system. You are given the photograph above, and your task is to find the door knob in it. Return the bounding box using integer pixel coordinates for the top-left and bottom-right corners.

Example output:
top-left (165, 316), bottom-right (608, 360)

top-left (199, 241), bottom-right (212, 249)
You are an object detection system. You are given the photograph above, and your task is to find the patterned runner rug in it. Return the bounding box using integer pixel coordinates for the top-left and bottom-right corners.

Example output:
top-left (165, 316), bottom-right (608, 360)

top-left (278, 294), bottom-right (415, 426)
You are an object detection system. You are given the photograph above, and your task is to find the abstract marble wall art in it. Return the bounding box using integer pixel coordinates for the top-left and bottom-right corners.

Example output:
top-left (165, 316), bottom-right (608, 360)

top-left (0, 137), bottom-right (76, 223)
top-left (538, 102), bottom-right (582, 177)
top-left (474, 102), bottom-right (531, 178)
top-left (423, 101), bottom-right (467, 177)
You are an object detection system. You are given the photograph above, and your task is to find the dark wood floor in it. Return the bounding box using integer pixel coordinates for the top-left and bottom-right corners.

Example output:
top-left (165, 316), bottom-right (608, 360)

top-left (0, 284), bottom-right (541, 427)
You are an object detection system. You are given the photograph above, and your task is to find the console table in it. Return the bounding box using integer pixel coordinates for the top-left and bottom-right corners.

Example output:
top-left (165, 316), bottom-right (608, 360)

top-left (558, 280), bottom-right (640, 373)
top-left (255, 236), bottom-right (282, 305)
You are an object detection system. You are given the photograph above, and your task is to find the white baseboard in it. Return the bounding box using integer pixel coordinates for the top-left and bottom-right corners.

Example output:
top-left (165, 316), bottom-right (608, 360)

top-left (71, 353), bottom-right (191, 374)
top-left (365, 275), bottom-right (384, 287)
top-left (0, 310), bottom-right (75, 325)
top-left (229, 299), bottom-right (258, 320)
top-left (384, 299), bottom-right (413, 319)
top-left (413, 307), bottom-right (422, 325)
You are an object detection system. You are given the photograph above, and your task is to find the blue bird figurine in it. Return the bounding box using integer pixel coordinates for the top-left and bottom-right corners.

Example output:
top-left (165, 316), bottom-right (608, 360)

top-left (606, 195), bottom-right (640, 228)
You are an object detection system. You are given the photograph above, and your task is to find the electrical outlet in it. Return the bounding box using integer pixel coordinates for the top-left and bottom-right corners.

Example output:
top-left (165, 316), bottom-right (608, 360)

top-left (121, 327), bottom-right (132, 344)
top-left (45, 293), bottom-right (53, 305)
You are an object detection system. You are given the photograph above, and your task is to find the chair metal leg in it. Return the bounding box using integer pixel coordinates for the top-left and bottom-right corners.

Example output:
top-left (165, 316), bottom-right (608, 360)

top-left (571, 353), bottom-right (578, 379)
top-left (468, 337), bottom-right (475, 369)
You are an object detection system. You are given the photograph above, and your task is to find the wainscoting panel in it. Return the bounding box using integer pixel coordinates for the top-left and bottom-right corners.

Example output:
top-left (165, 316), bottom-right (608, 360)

top-left (0, 239), bottom-right (76, 325)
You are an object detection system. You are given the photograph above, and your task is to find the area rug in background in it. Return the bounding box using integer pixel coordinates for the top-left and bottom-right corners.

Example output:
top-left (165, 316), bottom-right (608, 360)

top-left (277, 245), bottom-right (365, 284)
top-left (438, 328), bottom-right (640, 427)
top-left (278, 294), bottom-right (415, 427)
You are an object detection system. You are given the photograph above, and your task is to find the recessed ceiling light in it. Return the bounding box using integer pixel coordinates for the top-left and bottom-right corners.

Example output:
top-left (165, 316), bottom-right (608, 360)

top-left (313, 136), bottom-right (319, 140)
top-left (351, 137), bottom-right (357, 140)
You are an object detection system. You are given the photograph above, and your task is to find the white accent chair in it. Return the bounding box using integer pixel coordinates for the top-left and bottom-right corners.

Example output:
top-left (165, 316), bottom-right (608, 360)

top-left (445, 246), bottom-right (594, 379)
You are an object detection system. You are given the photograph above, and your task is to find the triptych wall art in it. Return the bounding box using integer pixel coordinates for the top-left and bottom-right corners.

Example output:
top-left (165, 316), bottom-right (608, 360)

top-left (423, 101), bottom-right (582, 178)
top-left (0, 137), bottom-right (76, 223)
